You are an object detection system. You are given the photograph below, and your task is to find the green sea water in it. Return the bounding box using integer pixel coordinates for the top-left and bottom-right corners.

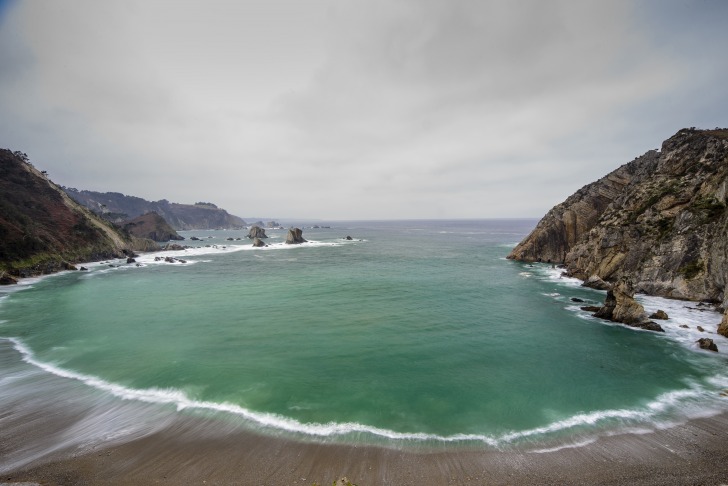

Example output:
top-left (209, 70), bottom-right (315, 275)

top-left (1, 219), bottom-right (727, 450)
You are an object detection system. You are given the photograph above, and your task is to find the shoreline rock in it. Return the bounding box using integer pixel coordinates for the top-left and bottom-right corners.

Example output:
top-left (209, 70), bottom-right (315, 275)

top-left (593, 278), bottom-right (665, 332)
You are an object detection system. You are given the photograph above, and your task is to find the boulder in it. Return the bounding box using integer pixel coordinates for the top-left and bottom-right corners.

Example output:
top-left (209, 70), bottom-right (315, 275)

top-left (594, 277), bottom-right (664, 332)
top-left (697, 325), bottom-right (705, 332)
top-left (190, 236), bottom-right (200, 241)
top-left (252, 237), bottom-right (266, 248)
top-left (248, 225), bottom-right (268, 239)
top-left (697, 338), bottom-right (718, 352)
top-left (583, 275), bottom-right (610, 291)
top-left (285, 227), bottom-right (307, 244)
top-left (0, 272), bottom-right (18, 285)
top-left (126, 257), bottom-right (136, 264)
top-left (649, 310), bottom-right (669, 320)
top-left (571, 297), bottom-right (585, 303)
top-left (718, 310), bottom-right (728, 338)
top-left (345, 235), bottom-right (354, 241)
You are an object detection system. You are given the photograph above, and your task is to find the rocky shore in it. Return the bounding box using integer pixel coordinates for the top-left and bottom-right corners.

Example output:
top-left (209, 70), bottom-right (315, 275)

top-left (508, 128), bottom-right (728, 332)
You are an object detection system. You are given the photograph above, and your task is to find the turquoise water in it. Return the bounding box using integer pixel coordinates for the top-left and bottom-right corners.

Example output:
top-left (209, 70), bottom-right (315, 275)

top-left (1, 219), bottom-right (727, 450)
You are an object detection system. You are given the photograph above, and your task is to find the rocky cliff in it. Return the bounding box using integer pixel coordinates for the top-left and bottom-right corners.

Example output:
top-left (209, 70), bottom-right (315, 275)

top-left (65, 189), bottom-right (247, 230)
top-left (508, 128), bottom-right (728, 308)
top-left (0, 150), bottom-right (158, 280)
top-left (122, 212), bottom-right (185, 242)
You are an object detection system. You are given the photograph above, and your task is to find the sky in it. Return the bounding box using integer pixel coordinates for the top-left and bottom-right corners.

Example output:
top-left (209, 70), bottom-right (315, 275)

top-left (0, 0), bottom-right (726, 220)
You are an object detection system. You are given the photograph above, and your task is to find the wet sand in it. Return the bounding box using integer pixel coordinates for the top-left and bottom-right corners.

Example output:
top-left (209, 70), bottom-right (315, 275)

top-left (3, 402), bottom-right (728, 486)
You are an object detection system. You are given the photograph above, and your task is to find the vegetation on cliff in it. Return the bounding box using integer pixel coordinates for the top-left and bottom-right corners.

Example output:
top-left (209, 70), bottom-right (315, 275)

top-left (0, 150), bottom-right (159, 280)
top-left (508, 128), bottom-right (728, 308)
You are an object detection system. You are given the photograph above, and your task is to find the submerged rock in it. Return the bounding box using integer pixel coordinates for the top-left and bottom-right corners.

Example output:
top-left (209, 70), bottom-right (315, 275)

top-left (580, 305), bottom-right (602, 313)
top-left (285, 227), bottom-right (307, 244)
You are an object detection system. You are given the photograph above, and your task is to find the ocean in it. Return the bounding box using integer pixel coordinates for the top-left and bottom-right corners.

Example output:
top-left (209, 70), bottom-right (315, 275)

top-left (1, 219), bottom-right (727, 467)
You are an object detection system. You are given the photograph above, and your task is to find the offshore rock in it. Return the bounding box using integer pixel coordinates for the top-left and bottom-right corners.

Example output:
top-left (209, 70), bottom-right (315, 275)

top-left (248, 225), bottom-right (268, 239)
top-left (594, 278), bottom-right (664, 332)
top-left (697, 338), bottom-right (718, 352)
top-left (508, 128), bottom-right (728, 306)
top-left (285, 227), bottom-right (307, 244)
top-left (650, 310), bottom-right (669, 320)
top-left (252, 237), bottom-right (266, 247)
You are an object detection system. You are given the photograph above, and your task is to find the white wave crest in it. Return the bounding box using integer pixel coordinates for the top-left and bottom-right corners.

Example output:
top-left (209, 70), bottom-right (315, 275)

top-left (4, 336), bottom-right (726, 449)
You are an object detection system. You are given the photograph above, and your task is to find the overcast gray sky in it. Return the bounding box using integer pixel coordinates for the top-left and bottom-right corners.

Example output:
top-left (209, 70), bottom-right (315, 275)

top-left (0, 1), bottom-right (726, 220)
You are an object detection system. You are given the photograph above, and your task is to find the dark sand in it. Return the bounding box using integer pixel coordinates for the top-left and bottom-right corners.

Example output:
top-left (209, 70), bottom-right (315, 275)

top-left (3, 396), bottom-right (728, 486)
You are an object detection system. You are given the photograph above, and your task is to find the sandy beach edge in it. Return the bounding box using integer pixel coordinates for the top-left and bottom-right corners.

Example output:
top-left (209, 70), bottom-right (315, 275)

top-left (2, 403), bottom-right (728, 486)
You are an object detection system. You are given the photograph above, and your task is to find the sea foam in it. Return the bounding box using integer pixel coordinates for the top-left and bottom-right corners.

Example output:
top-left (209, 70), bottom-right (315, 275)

top-left (3, 335), bottom-right (726, 450)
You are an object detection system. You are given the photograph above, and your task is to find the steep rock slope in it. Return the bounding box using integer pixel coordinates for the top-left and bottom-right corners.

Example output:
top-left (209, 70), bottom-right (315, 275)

top-left (508, 128), bottom-right (728, 307)
top-left (0, 150), bottom-right (158, 279)
top-left (65, 189), bottom-right (246, 230)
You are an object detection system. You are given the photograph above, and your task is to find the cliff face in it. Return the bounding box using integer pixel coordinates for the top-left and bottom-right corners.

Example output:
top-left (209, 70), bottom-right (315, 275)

top-left (65, 189), bottom-right (247, 230)
top-left (508, 128), bottom-right (728, 307)
top-left (0, 150), bottom-right (158, 279)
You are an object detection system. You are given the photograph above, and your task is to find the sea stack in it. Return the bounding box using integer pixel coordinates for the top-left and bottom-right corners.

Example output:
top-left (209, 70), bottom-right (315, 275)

top-left (593, 278), bottom-right (664, 332)
top-left (285, 227), bottom-right (307, 244)
top-left (248, 225), bottom-right (268, 239)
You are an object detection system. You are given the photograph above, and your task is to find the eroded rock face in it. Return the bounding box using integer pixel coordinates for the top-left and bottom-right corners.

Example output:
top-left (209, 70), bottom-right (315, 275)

top-left (717, 310), bottom-right (728, 338)
top-left (285, 227), bottom-right (307, 244)
top-left (594, 278), bottom-right (664, 332)
top-left (509, 129), bottom-right (728, 305)
top-left (248, 225), bottom-right (268, 239)
top-left (583, 275), bottom-right (611, 291)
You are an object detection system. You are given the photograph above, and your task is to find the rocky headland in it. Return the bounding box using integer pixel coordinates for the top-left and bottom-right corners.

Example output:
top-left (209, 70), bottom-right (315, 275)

top-left (508, 128), bottom-right (728, 329)
top-left (122, 212), bottom-right (185, 242)
top-left (0, 150), bottom-right (160, 282)
top-left (65, 189), bottom-right (247, 230)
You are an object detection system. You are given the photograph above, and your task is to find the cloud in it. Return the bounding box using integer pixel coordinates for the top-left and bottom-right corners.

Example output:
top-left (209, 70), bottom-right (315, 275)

top-left (0, 0), bottom-right (725, 219)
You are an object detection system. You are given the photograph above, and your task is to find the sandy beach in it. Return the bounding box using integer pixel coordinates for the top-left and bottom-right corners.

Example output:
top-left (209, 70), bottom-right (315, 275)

top-left (3, 388), bottom-right (728, 486)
